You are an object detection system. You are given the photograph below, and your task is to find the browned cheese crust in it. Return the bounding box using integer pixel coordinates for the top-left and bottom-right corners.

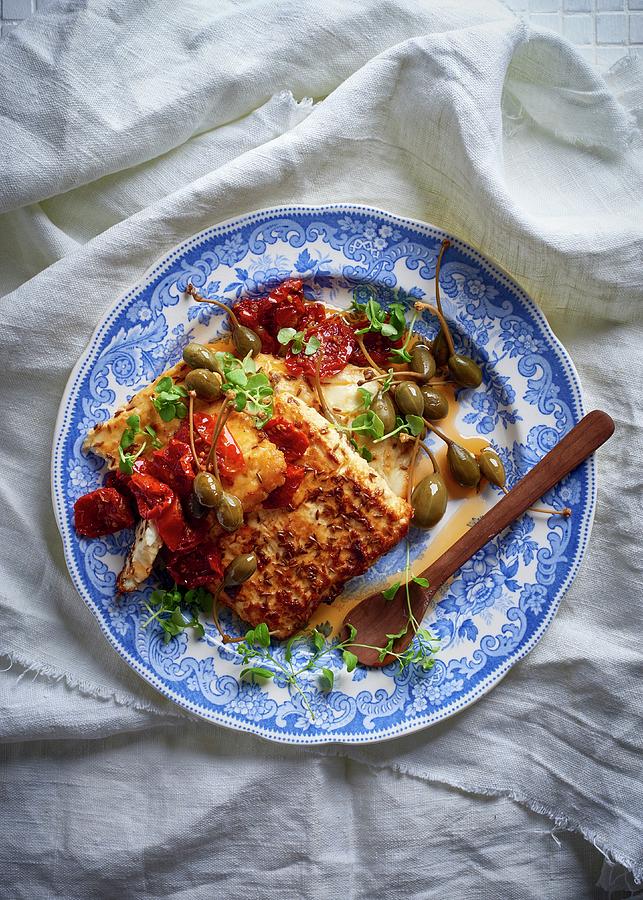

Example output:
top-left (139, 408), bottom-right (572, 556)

top-left (217, 394), bottom-right (412, 638)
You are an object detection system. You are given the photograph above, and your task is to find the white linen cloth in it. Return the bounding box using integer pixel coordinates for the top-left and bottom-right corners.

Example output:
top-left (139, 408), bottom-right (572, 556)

top-left (0, 0), bottom-right (642, 896)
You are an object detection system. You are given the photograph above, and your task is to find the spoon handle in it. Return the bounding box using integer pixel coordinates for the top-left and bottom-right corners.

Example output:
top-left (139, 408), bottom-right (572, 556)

top-left (420, 410), bottom-right (614, 597)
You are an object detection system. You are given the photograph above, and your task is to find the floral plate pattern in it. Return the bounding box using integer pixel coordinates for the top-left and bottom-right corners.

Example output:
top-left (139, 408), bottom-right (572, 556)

top-left (52, 204), bottom-right (594, 745)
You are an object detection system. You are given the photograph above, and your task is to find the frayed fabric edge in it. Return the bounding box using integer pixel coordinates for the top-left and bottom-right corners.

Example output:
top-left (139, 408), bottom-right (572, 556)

top-left (317, 746), bottom-right (643, 883)
top-left (0, 648), bottom-right (188, 719)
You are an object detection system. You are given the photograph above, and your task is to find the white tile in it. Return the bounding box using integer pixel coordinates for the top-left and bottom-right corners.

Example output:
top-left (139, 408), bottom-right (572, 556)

top-left (596, 0), bottom-right (624, 9)
top-left (563, 0), bottom-right (592, 10)
top-left (529, 12), bottom-right (563, 32)
top-left (630, 14), bottom-right (643, 42)
top-left (628, 0), bottom-right (643, 11)
top-left (2, 0), bottom-right (34, 18)
top-left (563, 13), bottom-right (594, 42)
top-left (529, 0), bottom-right (559, 11)
top-left (596, 12), bottom-right (628, 42)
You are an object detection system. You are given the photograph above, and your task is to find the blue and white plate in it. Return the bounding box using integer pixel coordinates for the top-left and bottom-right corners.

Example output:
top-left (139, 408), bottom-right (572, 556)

top-left (52, 204), bottom-right (594, 744)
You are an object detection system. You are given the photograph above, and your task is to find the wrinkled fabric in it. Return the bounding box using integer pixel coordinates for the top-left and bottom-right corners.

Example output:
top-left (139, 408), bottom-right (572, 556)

top-left (0, 0), bottom-right (642, 896)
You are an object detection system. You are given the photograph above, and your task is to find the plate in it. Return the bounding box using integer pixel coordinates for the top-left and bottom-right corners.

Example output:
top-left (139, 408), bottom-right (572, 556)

top-left (52, 204), bottom-right (594, 744)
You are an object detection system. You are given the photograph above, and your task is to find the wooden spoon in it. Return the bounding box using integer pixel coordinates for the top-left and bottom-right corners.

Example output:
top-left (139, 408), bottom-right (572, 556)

top-left (343, 410), bottom-right (614, 666)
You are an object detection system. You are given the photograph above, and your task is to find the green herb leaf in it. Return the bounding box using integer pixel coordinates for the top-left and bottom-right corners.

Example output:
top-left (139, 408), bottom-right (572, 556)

top-left (144, 424), bottom-right (162, 449)
top-left (118, 442), bottom-right (146, 475)
top-left (311, 629), bottom-right (325, 652)
top-left (277, 327), bottom-right (298, 345)
top-left (350, 411), bottom-right (385, 441)
top-left (381, 581), bottom-right (400, 601)
top-left (357, 387), bottom-right (374, 409)
top-left (412, 576), bottom-right (429, 588)
top-left (254, 622), bottom-right (271, 648)
top-left (342, 650), bottom-right (358, 673)
top-left (152, 377), bottom-right (189, 423)
top-left (405, 415), bottom-right (425, 436)
top-left (241, 666), bottom-right (274, 681)
top-left (304, 336), bottom-right (321, 356)
top-left (119, 414), bottom-right (141, 450)
top-left (319, 667), bottom-right (334, 691)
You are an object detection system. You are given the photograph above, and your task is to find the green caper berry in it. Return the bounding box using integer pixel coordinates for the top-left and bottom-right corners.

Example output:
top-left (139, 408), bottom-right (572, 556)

top-left (411, 474), bottom-right (448, 529)
top-left (447, 443), bottom-right (481, 487)
top-left (223, 552), bottom-right (258, 588)
top-left (216, 492), bottom-right (244, 532)
top-left (448, 354), bottom-right (483, 389)
top-left (182, 342), bottom-right (219, 372)
top-left (184, 368), bottom-right (223, 401)
top-left (432, 329), bottom-right (450, 368)
top-left (420, 385), bottom-right (449, 420)
top-left (394, 381), bottom-right (424, 418)
top-left (233, 325), bottom-right (262, 358)
top-left (478, 447), bottom-right (506, 488)
top-left (410, 344), bottom-right (436, 383)
top-left (193, 471), bottom-right (223, 508)
top-left (185, 493), bottom-right (208, 520)
top-left (371, 391), bottom-right (397, 435)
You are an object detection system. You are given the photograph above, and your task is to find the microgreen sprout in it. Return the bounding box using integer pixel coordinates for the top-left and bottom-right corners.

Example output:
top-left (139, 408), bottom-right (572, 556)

top-left (152, 376), bottom-right (188, 422)
top-left (277, 328), bottom-right (322, 357)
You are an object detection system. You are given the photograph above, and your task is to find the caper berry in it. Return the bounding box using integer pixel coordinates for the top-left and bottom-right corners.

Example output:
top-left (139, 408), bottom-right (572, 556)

top-left (420, 385), bottom-right (449, 420)
top-left (371, 391), bottom-right (397, 434)
top-left (184, 368), bottom-right (223, 401)
top-left (447, 443), bottom-right (481, 487)
top-left (223, 552), bottom-right (258, 588)
top-left (409, 344), bottom-right (436, 383)
top-left (233, 325), bottom-right (262, 358)
top-left (448, 354), bottom-right (483, 389)
top-left (216, 492), bottom-right (244, 532)
top-left (185, 493), bottom-right (208, 520)
top-left (432, 329), bottom-right (450, 368)
top-left (183, 342), bottom-right (219, 372)
top-left (478, 447), bottom-right (506, 488)
top-left (394, 381), bottom-right (424, 418)
top-left (193, 471), bottom-right (223, 508)
top-left (411, 474), bottom-right (448, 529)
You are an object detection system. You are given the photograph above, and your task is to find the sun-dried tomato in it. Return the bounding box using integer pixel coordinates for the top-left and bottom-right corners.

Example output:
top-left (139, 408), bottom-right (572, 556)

top-left (285, 315), bottom-right (356, 378)
top-left (349, 331), bottom-right (404, 368)
top-left (155, 495), bottom-right (204, 553)
top-left (129, 473), bottom-right (174, 520)
top-left (216, 425), bottom-right (246, 483)
top-left (175, 414), bottom-right (244, 482)
top-left (145, 439), bottom-right (195, 498)
top-left (175, 412), bottom-right (214, 465)
top-left (74, 488), bottom-right (135, 538)
top-left (263, 416), bottom-right (309, 462)
top-left (263, 463), bottom-right (306, 509)
top-left (165, 539), bottom-right (223, 589)
top-left (234, 296), bottom-right (276, 331)
top-left (300, 302), bottom-right (327, 327)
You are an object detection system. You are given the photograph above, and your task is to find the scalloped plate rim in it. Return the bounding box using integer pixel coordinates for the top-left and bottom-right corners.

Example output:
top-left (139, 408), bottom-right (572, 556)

top-left (51, 202), bottom-right (596, 745)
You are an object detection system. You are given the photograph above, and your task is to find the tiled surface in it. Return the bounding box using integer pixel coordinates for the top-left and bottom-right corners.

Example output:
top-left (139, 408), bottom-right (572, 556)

top-left (0, 0), bottom-right (641, 70)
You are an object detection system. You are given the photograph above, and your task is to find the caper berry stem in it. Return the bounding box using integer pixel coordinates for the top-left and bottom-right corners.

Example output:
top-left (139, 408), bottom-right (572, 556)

top-left (500, 486), bottom-right (571, 517)
top-left (418, 441), bottom-right (440, 475)
top-left (413, 300), bottom-right (456, 356)
top-left (186, 283), bottom-right (241, 329)
top-left (413, 239), bottom-right (456, 358)
top-left (211, 584), bottom-right (243, 644)
top-left (312, 346), bottom-right (341, 427)
top-left (406, 434), bottom-right (421, 504)
top-left (422, 419), bottom-right (453, 446)
top-left (187, 391), bottom-right (202, 472)
top-left (355, 333), bottom-right (385, 374)
top-left (206, 400), bottom-right (233, 478)
top-left (357, 371), bottom-right (452, 385)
